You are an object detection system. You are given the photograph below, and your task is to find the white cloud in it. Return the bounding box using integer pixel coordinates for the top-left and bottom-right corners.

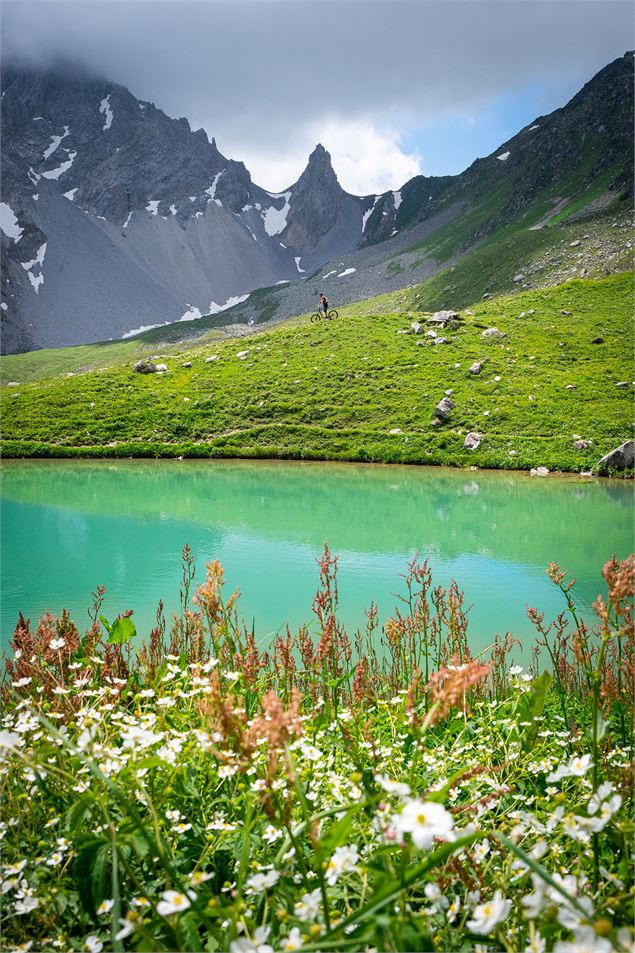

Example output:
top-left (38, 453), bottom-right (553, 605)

top-left (239, 118), bottom-right (423, 195)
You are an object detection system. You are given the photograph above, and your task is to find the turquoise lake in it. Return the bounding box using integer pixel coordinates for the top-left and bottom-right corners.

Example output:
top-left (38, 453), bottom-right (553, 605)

top-left (1, 460), bottom-right (632, 659)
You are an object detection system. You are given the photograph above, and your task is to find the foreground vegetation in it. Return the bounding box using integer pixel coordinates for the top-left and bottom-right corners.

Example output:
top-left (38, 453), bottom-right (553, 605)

top-left (1, 546), bottom-right (633, 952)
top-left (1, 273), bottom-right (633, 472)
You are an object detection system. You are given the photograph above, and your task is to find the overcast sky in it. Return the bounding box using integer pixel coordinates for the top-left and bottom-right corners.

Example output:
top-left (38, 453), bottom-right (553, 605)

top-left (2, 0), bottom-right (633, 193)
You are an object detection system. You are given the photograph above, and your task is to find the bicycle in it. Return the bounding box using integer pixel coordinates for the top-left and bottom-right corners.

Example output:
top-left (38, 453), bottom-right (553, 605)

top-left (310, 309), bottom-right (338, 323)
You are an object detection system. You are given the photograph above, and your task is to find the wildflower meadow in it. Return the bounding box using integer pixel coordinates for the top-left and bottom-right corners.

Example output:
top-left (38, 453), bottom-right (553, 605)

top-left (1, 547), bottom-right (633, 953)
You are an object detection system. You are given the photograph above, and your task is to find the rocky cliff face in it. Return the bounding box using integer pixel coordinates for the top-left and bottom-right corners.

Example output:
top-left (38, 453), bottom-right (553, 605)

top-left (0, 65), bottom-right (364, 352)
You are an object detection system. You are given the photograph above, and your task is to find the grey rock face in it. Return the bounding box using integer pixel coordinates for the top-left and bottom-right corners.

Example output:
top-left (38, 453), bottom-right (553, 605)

top-left (134, 360), bottom-right (158, 373)
top-left (434, 396), bottom-right (456, 420)
top-left (597, 440), bottom-right (635, 470)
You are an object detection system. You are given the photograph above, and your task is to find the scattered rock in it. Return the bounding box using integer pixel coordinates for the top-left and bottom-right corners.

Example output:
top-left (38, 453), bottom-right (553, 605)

top-left (411, 322), bottom-right (423, 333)
top-left (513, 273), bottom-right (525, 282)
top-left (615, 381), bottom-right (629, 387)
top-left (432, 337), bottom-right (450, 345)
top-left (237, 350), bottom-right (249, 359)
top-left (182, 361), bottom-right (192, 368)
top-left (530, 466), bottom-right (550, 476)
top-left (597, 440), bottom-right (635, 471)
top-left (434, 396), bottom-right (456, 420)
top-left (7, 381), bottom-right (20, 386)
top-left (389, 428), bottom-right (403, 435)
top-left (428, 309), bottom-right (459, 325)
top-left (527, 309), bottom-right (535, 315)
top-left (561, 310), bottom-right (572, 316)
top-left (591, 337), bottom-right (604, 344)
top-left (482, 327), bottom-right (505, 339)
top-left (205, 355), bottom-right (220, 363)
top-left (574, 439), bottom-right (593, 450)
top-left (508, 450), bottom-right (518, 456)
top-left (444, 388), bottom-right (453, 396)
top-left (134, 360), bottom-right (158, 374)
top-left (569, 239), bottom-right (581, 247)
top-left (494, 375), bottom-right (501, 382)
top-left (566, 384), bottom-right (576, 390)
top-left (483, 410), bottom-right (491, 417)
top-left (397, 329), bottom-right (409, 335)
top-left (465, 309), bottom-right (474, 316)
top-left (518, 311), bottom-right (526, 318)
top-left (464, 431), bottom-right (482, 450)
top-left (424, 329), bottom-right (437, 338)
top-left (469, 360), bottom-right (485, 375)
top-left (482, 292), bottom-right (491, 299)
top-left (155, 363), bottom-right (168, 372)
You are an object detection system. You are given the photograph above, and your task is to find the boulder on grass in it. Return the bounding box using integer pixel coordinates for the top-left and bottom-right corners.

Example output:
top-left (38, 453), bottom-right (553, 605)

top-left (434, 396), bottom-right (456, 420)
top-left (464, 432), bottom-right (482, 451)
top-left (597, 440), bottom-right (635, 472)
top-left (469, 360), bottom-right (485, 375)
top-left (574, 439), bottom-right (592, 450)
top-left (134, 360), bottom-right (158, 374)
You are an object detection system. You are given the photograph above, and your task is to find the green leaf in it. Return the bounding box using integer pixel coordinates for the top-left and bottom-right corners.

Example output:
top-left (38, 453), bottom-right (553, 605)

top-left (320, 808), bottom-right (358, 854)
top-left (73, 838), bottom-right (109, 923)
top-left (108, 616), bottom-right (137, 645)
top-left (509, 671), bottom-right (552, 752)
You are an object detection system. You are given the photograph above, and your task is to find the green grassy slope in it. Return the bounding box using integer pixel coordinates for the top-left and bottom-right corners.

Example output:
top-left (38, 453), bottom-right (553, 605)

top-left (2, 273), bottom-right (633, 472)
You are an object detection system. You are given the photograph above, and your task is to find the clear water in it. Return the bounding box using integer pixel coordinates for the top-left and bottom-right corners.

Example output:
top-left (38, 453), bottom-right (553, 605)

top-left (1, 459), bottom-right (632, 659)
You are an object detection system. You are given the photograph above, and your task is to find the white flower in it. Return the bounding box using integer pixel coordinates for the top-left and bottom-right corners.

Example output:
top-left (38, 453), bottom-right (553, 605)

top-left (509, 665), bottom-right (523, 676)
top-left (245, 870), bottom-right (280, 894)
top-left (548, 754), bottom-right (593, 783)
top-left (50, 637), bottom-right (66, 650)
top-left (189, 871), bottom-right (213, 886)
top-left (97, 899), bottom-right (114, 915)
top-left (294, 887), bottom-right (322, 921)
top-left (230, 925), bottom-right (274, 953)
top-left (472, 838), bottom-right (490, 863)
top-left (281, 927), bottom-right (303, 951)
top-left (262, 825), bottom-right (283, 844)
top-left (394, 799), bottom-right (454, 849)
top-left (466, 890), bottom-right (512, 934)
top-left (376, 774), bottom-right (411, 797)
top-left (156, 889), bottom-right (195, 916)
top-left (447, 896), bottom-right (461, 923)
top-left (115, 911), bottom-right (142, 940)
top-left (14, 895), bottom-right (39, 914)
top-left (83, 937), bottom-right (103, 953)
top-left (325, 844), bottom-right (359, 886)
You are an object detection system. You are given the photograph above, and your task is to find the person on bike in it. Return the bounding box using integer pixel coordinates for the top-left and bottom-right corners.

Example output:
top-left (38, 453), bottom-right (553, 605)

top-left (319, 293), bottom-right (329, 318)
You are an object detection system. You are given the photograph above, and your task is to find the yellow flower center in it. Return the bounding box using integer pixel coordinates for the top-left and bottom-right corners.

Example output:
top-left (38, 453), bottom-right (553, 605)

top-left (416, 813), bottom-right (427, 824)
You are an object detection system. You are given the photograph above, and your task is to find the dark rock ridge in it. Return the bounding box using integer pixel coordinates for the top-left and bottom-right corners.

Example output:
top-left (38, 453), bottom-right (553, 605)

top-left (1, 53), bottom-right (633, 353)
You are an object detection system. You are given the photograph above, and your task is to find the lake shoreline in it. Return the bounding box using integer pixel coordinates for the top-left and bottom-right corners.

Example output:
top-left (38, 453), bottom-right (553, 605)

top-left (1, 446), bottom-right (633, 479)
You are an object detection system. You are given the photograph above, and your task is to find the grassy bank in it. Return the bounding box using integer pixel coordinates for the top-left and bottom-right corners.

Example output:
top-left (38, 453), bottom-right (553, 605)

top-left (1, 547), bottom-right (633, 952)
top-left (2, 273), bottom-right (633, 472)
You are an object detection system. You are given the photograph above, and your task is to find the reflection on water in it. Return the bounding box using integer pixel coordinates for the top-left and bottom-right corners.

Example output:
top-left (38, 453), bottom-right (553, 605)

top-left (1, 459), bottom-right (632, 658)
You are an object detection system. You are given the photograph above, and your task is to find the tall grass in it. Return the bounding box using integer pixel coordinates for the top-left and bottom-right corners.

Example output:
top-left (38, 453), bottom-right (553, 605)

top-left (1, 548), bottom-right (633, 953)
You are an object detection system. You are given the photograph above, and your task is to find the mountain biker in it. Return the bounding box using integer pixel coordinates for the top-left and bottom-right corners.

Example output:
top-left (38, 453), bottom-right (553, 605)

top-left (319, 293), bottom-right (329, 317)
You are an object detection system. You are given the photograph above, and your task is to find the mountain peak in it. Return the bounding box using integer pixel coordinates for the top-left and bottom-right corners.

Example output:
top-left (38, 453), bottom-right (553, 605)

top-left (307, 143), bottom-right (332, 167)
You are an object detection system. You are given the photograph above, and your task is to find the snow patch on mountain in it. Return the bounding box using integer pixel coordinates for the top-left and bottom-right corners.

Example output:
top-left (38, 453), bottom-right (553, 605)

top-left (63, 188), bottom-right (78, 201)
top-left (122, 321), bottom-right (167, 338)
top-left (43, 126), bottom-right (69, 160)
top-left (393, 190), bottom-right (402, 211)
top-left (338, 267), bottom-right (356, 277)
top-left (99, 95), bottom-right (113, 131)
top-left (497, 151), bottom-right (511, 161)
top-left (21, 241), bottom-right (47, 293)
top-left (205, 170), bottom-right (224, 201)
top-left (41, 150), bottom-right (77, 180)
top-left (146, 200), bottom-right (160, 215)
top-left (263, 191), bottom-right (291, 236)
top-left (208, 293), bottom-right (250, 314)
top-left (294, 256), bottom-right (305, 274)
top-left (0, 202), bottom-right (23, 242)
top-left (362, 196), bottom-right (380, 232)
top-left (180, 305), bottom-right (202, 322)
